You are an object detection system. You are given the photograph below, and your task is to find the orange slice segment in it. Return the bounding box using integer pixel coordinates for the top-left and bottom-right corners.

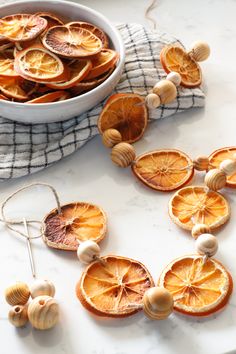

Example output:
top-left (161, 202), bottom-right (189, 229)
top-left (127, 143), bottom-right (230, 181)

top-left (208, 147), bottom-right (236, 188)
top-left (27, 90), bottom-right (70, 103)
top-left (169, 186), bottom-right (230, 231)
top-left (35, 12), bottom-right (64, 30)
top-left (0, 56), bottom-right (18, 77)
top-left (0, 14), bottom-right (47, 42)
top-left (160, 45), bottom-right (202, 88)
top-left (86, 49), bottom-right (119, 80)
top-left (42, 26), bottom-right (102, 58)
top-left (76, 255), bottom-right (154, 317)
top-left (42, 202), bottom-right (107, 251)
top-left (159, 255), bottom-right (233, 316)
top-left (132, 149), bottom-right (194, 191)
top-left (0, 76), bottom-right (28, 100)
top-left (98, 93), bottom-right (148, 143)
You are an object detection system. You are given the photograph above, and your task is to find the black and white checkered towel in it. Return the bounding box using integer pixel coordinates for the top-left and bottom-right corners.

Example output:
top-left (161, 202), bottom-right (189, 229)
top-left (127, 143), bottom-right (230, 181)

top-left (0, 23), bottom-right (205, 180)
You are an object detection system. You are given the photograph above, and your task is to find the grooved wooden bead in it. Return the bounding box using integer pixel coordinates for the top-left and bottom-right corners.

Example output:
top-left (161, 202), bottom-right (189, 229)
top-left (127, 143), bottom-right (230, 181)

top-left (196, 233), bottom-right (218, 257)
top-left (153, 80), bottom-right (177, 104)
top-left (8, 305), bottom-right (28, 327)
top-left (77, 240), bottom-right (100, 264)
top-left (102, 129), bottom-right (122, 148)
top-left (111, 142), bottom-right (136, 168)
top-left (28, 295), bottom-right (59, 330)
top-left (193, 156), bottom-right (209, 171)
top-left (143, 287), bottom-right (173, 320)
top-left (30, 280), bottom-right (55, 299)
top-left (145, 93), bottom-right (161, 109)
top-left (191, 224), bottom-right (211, 239)
top-left (219, 159), bottom-right (236, 176)
top-left (5, 282), bottom-right (30, 306)
top-left (189, 41), bottom-right (210, 62)
top-left (166, 71), bottom-right (181, 86)
top-left (205, 168), bottom-right (227, 190)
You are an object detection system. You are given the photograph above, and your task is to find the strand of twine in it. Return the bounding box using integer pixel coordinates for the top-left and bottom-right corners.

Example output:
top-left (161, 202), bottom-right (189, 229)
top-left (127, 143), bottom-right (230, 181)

top-left (145, 0), bottom-right (158, 31)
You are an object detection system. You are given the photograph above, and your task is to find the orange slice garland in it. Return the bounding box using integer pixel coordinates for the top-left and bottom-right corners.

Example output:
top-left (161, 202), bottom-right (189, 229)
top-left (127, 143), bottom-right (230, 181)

top-left (159, 255), bottom-right (233, 316)
top-left (208, 147), bottom-right (236, 188)
top-left (132, 149), bottom-right (194, 191)
top-left (0, 76), bottom-right (28, 100)
top-left (169, 186), bottom-right (230, 231)
top-left (76, 255), bottom-right (154, 317)
top-left (27, 90), bottom-right (70, 103)
top-left (86, 48), bottom-right (119, 80)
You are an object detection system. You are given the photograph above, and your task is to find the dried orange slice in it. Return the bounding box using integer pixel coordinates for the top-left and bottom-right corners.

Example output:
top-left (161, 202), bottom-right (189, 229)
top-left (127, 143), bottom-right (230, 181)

top-left (42, 26), bottom-right (102, 58)
top-left (98, 93), bottom-right (148, 143)
top-left (66, 21), bottom-right (109, 48)
top-left (86, 49), bottom-right (118, 80)
top-left (42, 202), bottom-right (107, 251)
top-left (208, 147), bottom-right (236, 188)
top-left (160, 45), bottom-right (202, 88)
top-left (27, 90), bottom-right (69, 103)
top-left (132, 149), bottom-right (194, 191)
top-left (0, 93), bottom-right (8, 100)
top-left (35, 12), bottom-right (64, 30)
top-left (0, 77), bottom-right (28, 100)
top-left (159, 255), bottom-right (233, 316)
top-left (47, 59), bottom-right (92, 90)
top-left (0, 14), bottom-right (47, 42)
top-left (76, 255), bottom-right (154, 317)
top-left (0, 56), bottom-right (18, 77)
top-left (169, 186), bottom-right (230, 231)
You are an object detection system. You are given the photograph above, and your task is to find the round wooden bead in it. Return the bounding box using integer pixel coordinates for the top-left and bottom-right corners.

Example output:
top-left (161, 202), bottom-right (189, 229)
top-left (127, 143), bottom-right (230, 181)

top-left (8, 305), bottom-right (28, 327)
top-left (219, 159), bottom-right (236, 176)
top-left (189, 41), bottom-right (210, 62)
top-left (77, 240), bottom-right (100, 264)
top-left (205, 168), bottom-right (227, 190)
top-left (196, 233), bottom-right (218, 257)
top-left (166, 71), bottom-right (181, 86)
top-left (191, 224), bottom-right (211, 239)
top-left (102, 129), bottom-right (122, 148)
top-left (153, 80), bottom-right (177, 104)
top-left (30, 280), bottom-right (55, 299)
top-left (111, 142), bottom-right (136, 168)
top-left (145, 93), bottom-right (161, 109)
top-left (5, 282), bottom-right (30, 306)
top-left (193, 156), bottom-right (209, 171)
top-left (143, 287), bottom-right (173, 320)
top-left (28, 295), bottom-right (59, 330)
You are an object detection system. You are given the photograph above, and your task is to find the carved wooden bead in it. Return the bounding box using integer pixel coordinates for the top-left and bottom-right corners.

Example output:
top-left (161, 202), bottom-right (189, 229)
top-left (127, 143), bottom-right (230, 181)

top-left (30, 280), bottom-right (55, 299)
top-left (102, 129), bottom-right (122, 148)
top-left (193, 156), bottom-right (209, 171)
top-left (153, 80), bottom-right (177, 104)
top-left (111, 142), bottom-right (136, 168)
top-left (191, 224), bottom-right (211, 239)
top-left (77, 240), bottom-right (100, 264)
top-left (219, 159), bottom-right (236, 176)
top-left (205, 168), bottom-right (227, 190)
top-left (5, 282), bottom-right (30, 306)
top-left (166, 71), bottom-right (181, 86)
top-left (196, 233), bottom-right (218, 257)
top-left (28, 295), bottom-right (59, 330)
top-left (143, 287), bottom-right (173, 320)
top-left (189, 41), bottom-right (210, 62)
top-left (145, 93), bottom-right (161, 109)
top-left (8, 305), bottom-right (28, 327)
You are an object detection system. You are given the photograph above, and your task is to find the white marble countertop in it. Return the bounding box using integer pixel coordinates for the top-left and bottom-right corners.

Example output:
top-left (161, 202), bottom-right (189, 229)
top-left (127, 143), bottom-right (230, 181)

top-left (1, 0), bottom-right (236, 353)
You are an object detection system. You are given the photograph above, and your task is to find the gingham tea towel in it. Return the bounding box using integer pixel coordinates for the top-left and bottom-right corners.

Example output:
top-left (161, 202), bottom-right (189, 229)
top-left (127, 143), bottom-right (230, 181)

top-left (0, 23), bottom-right (205, 180)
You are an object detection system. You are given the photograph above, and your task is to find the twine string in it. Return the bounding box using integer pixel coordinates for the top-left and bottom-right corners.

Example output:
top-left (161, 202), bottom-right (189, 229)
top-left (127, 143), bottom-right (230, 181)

top-left (145, 0), bottom-right (158, 31)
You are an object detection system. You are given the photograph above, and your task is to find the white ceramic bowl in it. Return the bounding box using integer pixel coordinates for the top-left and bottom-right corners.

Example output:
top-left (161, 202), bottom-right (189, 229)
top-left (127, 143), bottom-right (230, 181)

top-left (0, 0), bottom-right (125, 123)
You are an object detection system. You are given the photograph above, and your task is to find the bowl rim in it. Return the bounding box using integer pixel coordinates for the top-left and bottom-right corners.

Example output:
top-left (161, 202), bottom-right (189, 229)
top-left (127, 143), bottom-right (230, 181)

top-left (0, 0), bottom-right (125, 109)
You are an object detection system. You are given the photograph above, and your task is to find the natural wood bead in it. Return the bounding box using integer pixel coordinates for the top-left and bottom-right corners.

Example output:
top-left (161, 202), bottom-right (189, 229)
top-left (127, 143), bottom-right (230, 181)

top-left (191, 224), bottom-right (211, 239)
top-left (205, 168), bottom-right (227, 190)
top-left (145, 93), bottom-right (161, 109)
top-left (196, 233), bottom-right (218, 257)
top-left (77, 240), bottom-right (100, 264)
top-left (5, 282), bottom-right (30, 306)
top-left (111, 142), bottom-right (136, 168)
top-left (193, 156), bottom-right (209, 171)
top-left (219, 159), bottom-right (236, 176)
top-left (30, 280), bottom-right (55, 299)
top-left (143, 287), bottom-right (173, 320)
top-left (188, 41), bottom-right (210, 62)
top-left (8, 305), bottom-right (28, 327)
top-left (102, 129), bottom-right (122, 148)
top-left (28, 295), bottom-right (59, 330)
top-left (153, 80), bottom-right (177, 104)
top-left (166, 71), bottom-right (181, 86)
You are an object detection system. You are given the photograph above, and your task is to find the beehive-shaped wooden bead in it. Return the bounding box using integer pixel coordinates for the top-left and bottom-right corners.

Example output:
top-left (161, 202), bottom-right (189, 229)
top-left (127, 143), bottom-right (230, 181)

top-left (189, 41), bottom-right (210, 62)
top-left (77, 240), bottom-right (100, 264)
top-left (143, 287), bottom-right (173, 320)
top-left (205, 169), bottom-right (227, 190)
top-left (193, 156), bottom-right (209, 171)
top-left (153, 80), bottom-right (177, 104)
top-left (28, 295), bottom-right (59, 330)
top-left (8, 305), bottom-right (28, 327)
top-left (145, 93), bottom-right (161, 109)
top-left (5, 282), bottom-right (30, 306)
top-left (102, 129), bottom-right (122, 148)
top-left (111, 142), bottom-right (136, 167)
top-left (196, 233), bottom-right (218, 257)
top-left (30, 280), bottom-right (55, 299)
top-left (191, 224), bottom-right (211, 239)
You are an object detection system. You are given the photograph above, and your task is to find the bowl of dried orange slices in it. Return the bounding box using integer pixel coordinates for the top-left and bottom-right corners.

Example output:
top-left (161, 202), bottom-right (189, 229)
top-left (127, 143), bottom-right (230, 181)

top-left (0, 0), bottom-right (125, 123)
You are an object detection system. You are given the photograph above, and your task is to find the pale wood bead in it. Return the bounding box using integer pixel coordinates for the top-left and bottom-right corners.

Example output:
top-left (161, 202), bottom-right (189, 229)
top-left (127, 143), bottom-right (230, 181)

top-left (191, 224), bottom-right (211, 239)
top-left (145, 93), bottom-right (161, 109)
top-left (188, 41), bottom-right (210, 62)
top-left (219, 159), bottom-right (236, 176)
top-left (30, 280), bottom-right (55, 299)
top-left (8, 305), bottom-right (28, 327)
top-left (166, 71), bottom-right (181, 86)
top-left (102, 129), bottom-right (122, 148)
top-left (153, 80), bottom-right (177, 104)
top-left (143, 287), bottom-right (173, 320)
top-left (193, 156), bottom-right (209, 171)
top-left (111, 142), bottom-right (136, 168)
top-left (5, 282), bottom-right (30, 306)
top-left (196, 233), bottom-right (218, 257)
top-left (28, 295), bottom-right (59, 330)
top-left (77, 240), bottom-right (100, 264)
top-left (205, 168), bottom-right (227, 190)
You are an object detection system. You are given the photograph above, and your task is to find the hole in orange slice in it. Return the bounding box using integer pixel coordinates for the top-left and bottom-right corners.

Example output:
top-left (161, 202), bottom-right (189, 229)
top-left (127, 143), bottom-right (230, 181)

top-left (159, 255), bottom-right (233, 316)
top-left (169, 186), bottom-right (230, 231)
top-left (86, 49), bottom-right (119, 80)
top-left (208, 147), bottom-right (236, 188)
top-left (42, 202), bottom-right (107, 251)
top-left (27, 90), bottom-right (70, 103)
top-left (0, 76), bottom-right (28, 100)
top-left (98, 93), bottom-right (148, 143)
top-left (132, 149), bottom-right (194, 191)
top-left (76, 255), bottom-right (154, 317)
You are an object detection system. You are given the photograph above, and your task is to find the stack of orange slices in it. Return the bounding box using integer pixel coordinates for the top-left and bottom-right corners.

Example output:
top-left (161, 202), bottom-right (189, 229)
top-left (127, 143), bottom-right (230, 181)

top-left (0, 12), bottom-right (119, 103)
